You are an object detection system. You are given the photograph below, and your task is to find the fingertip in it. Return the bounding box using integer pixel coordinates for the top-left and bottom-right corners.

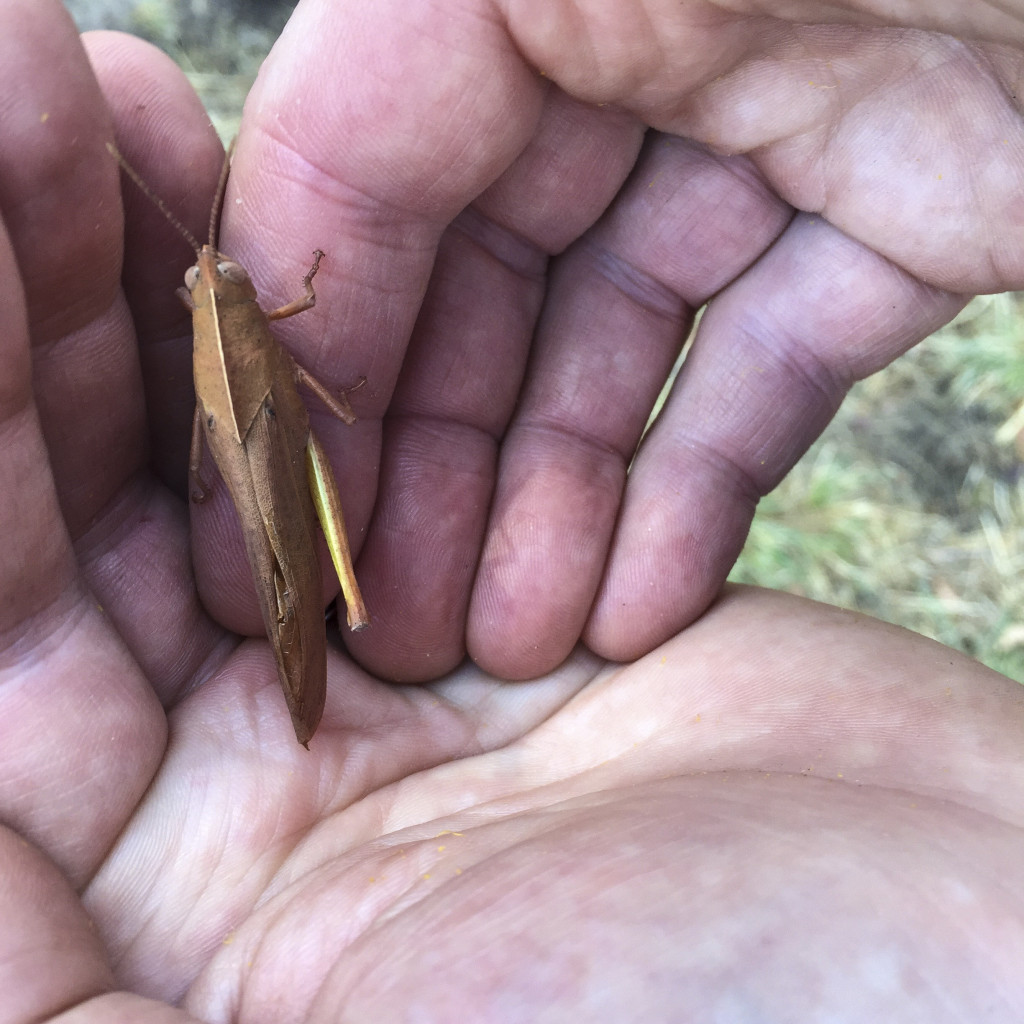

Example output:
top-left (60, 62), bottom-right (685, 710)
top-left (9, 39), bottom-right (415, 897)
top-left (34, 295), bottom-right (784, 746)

top-left (583, 487), bottom-right (742, 663)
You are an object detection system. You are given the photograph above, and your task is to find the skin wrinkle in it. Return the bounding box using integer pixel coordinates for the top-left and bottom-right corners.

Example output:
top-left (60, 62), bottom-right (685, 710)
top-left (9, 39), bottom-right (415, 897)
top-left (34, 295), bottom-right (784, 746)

top-left (0, 361), bottom-right (32, 443)
top-left (583, 235), bottom-right (692, 322)
top-left (520, 319), bottom-right (655, 448)
top-left (723, 307), bottom-right (854, 439)
top-left (700, 329), bottom-right (847, 476)
top-left (32, 324), bottom-right (148, 529)
top-left (1, 143), bottom-right (121, 350)
top-left (394, 249), bottom-right (540, 428)
top-left (595, 145), bottom-right (792, 306)
top-left (516, 321), bottom-right (667, 450)
top-left (0, 584), bottom-right (89, 678)
top-left (387, 396), bottom-right (509, 448)
top-left (252, 4), bottom-right (541, 218)
top-left (306, 775), bottom-right (1022, 1015)
top-left (70, 473), bottom-right (163, 567)
top-left (0, 416), bottom-right (78, 620)
top-left (238, 126), bottom-right (399, 241)
top-left (649, 424), bottom-right (763, 510)
top-left (473, 93), bottom-right (646, 253)
top-left (453, 204), bottom-right (550, 280)
top-left (22, 244), bottom-right (123, 351)
top-left (698, 0), bottom-right (1024, 45)
top-left (506, 422), bottom-right (625, 489)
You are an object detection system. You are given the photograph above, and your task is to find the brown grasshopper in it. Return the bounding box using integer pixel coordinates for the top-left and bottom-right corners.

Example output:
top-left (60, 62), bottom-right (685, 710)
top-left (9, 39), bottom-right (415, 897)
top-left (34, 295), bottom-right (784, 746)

top-left (110, 141), bottom-right (368, 746)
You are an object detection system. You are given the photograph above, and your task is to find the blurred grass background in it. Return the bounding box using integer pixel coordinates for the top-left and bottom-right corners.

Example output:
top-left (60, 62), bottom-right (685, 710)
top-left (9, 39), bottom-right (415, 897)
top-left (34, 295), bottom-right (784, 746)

top-left (66, 0), bottom-right (1024, 681)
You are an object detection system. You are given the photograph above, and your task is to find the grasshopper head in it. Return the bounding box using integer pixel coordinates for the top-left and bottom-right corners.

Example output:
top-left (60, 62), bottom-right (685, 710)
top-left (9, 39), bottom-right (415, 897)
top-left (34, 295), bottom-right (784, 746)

top-left (185, 245), bottom-right (259, 305)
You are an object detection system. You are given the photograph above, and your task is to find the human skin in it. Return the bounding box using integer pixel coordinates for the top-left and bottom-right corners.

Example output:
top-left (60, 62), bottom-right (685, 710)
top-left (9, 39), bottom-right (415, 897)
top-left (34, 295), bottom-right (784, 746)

top-left (165, 0), bottom-right (1024, 686)
top-left (0, 0), bottom-right (1023, 1020)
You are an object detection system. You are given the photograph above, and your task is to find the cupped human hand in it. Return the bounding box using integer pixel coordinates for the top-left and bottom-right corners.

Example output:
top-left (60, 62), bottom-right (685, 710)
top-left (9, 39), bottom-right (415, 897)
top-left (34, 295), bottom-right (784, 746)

top-left (171, 0), bottom-right (1022, 684)
top-left (2, 3), bottom-right (1024, 1022)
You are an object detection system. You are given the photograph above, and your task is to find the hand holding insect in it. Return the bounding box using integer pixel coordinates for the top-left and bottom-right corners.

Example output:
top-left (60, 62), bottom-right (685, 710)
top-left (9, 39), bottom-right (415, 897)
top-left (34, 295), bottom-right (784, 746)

top-left (4, 3), bottom-right (1024, 1021)
top-left (208, 0), bottom-right (1024, 690)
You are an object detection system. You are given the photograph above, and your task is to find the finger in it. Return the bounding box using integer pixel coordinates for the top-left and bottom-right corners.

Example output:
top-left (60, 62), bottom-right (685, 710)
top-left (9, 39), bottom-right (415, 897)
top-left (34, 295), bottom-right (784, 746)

top-left (674, 27), bottom-right (1024, 293)
top-left (0, 828), bottom-right (116, 1022)
top-left (0, 23), bottom-right (130, 540)
top-left (346, 89), bottom-right (644, 681)
top-left (82, 31), bottom-right (224, 496)
top-left (500, 16), bottom-right (1024, 664)
top-left (0, 14), bottom-right (215, 702)
top-left (0, 826), bottom-right (201, 1021)
top-left (14, 30), bottom-right (224, 705)
top-left (467, 136), bottom-right (793, 678)
top-left (587, 213), bottom-right (966, 659)
top-left (0, 2), bottom-right (165, 888)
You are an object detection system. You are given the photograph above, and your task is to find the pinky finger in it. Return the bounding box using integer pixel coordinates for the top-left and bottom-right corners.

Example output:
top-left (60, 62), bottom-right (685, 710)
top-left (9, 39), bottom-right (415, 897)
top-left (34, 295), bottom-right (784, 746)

top-left (585, 213), bottom-right (967, 661)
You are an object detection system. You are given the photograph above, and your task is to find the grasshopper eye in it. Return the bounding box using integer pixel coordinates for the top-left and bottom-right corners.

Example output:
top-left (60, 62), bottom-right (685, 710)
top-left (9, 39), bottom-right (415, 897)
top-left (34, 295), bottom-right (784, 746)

top-left (217, 261), bottom-right (249, 285)
top-left (184, 265), bottom-right (200, 290)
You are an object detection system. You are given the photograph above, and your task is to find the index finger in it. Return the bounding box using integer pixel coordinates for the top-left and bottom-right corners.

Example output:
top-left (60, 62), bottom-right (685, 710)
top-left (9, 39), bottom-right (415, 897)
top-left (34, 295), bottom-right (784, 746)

top-left (209, 0), bottom-right (551, 651)
top-left (0, 0), bottom-right (165, 887)
top-left (225, 0), bottom-right (543, 381)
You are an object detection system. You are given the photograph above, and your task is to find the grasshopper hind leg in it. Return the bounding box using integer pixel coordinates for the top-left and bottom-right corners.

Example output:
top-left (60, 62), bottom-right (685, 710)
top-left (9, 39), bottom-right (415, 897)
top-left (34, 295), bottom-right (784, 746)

top-left (189, 405), bottom-right (212, 502)
top-left (305, 430), bottom-right (369, 631)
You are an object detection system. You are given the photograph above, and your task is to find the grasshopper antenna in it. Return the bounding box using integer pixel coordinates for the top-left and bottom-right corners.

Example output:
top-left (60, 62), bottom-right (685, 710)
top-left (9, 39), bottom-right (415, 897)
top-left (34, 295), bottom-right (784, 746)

top-left (208, 136), bottom-right (236, 249)
top-left (106, 140), bottom-right (203, 255)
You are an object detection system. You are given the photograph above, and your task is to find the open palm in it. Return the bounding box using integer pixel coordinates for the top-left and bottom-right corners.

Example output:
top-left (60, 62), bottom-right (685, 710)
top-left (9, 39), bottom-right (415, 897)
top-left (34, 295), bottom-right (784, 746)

top-left (2, 2), bottom-right (1024, 1021)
